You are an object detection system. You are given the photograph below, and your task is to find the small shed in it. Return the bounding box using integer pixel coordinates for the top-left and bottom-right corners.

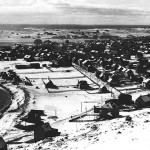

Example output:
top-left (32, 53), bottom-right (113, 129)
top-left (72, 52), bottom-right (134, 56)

top-left (142, 78), bottom-right (150, 89)
top-left (99, 85), bottom-right (108, 93)
top-left (77, 80), bottom-right (89, 89)
top-left (45, 78), bottom-right (58, 89)
top-left (0, 137), bottom-right (7, 150)
top-left (23, 77), bottom-right (32, 86)
top-left (118, 93), bottom-right (133, 105)
top-left (34, 122), bottom-right (60, 142)
top-left (21, 109), bottom-right (46, 125)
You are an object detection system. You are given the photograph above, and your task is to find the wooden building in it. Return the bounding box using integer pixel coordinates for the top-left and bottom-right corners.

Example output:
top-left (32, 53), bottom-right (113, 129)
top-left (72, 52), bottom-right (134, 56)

top-left (0, 137), bottom-right (7, 150)
top-left (142, 78), bottom-right (150, 89)
top-left (34, 122), bottom-right (60, 142)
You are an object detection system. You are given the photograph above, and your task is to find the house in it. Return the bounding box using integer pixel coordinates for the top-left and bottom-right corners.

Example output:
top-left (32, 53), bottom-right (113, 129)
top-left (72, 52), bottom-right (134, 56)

top-left (119, 78), bottom-right (130, 85)
top-left (135, 94), bottom-right (150, 108)
top-left (86, 64), bottom-right (96, 73)
top-left (99, 85), bottom-right (109, 93)
top-left (105, 99), bottom-right (120, 106)
top-left (94, 102), bottom-right (119, 119)
top-left (101, 60), bottom-right (109, 68)
top-left (118, 66), bottom-right (124, 72)
top-left (122, 67), bottom-right (127, 73)
top-left (40, 53), bottom-right (45, 61)
top-left (118, 93), bottom-right (133, 105)
top-left (121, 60), bottom-right (129, 67)
top-left (142, 78), bottom-right (150, 89)
top-left (111, 74), bottom-right (119, 82)
top-left (145, 72), bottom-right (150, 78)
top-left (136, 64), bottom-right (147, 74)
top-left (78, 58), bottom-right (84, 67)
top-left (125, 69), bottom-right (134, 78)
top-left (12, 75), bottom-right (22, 84)
top-left (111, 63), bottom-right (119, 71)
top-left (99, 73), bottom-right (108, 82)
top-left (34, 53), bottom-right (40, 61)
top-left (34, 122), bottom-right (60, 142)
top-left (102, 71), bottom-right (112, 82)
top-left (105, 65), bottom-right (110, 70)
top-left (24, 55), bottom-right (33, 62)
top-left (107, 78), bottom-right (118, 86)
top-left (82, 60), bottom-right (90, 68)
top-left (95, 70), bottom-right (102, 78)
top-left (52, 55), bottom-right (72, 67)
top-left (0, 137), bottom-right (7, 150)
top-left (4, 56), bottom-right (16, 61)
top-left (130, 75), bottom-right (143, 83)
top-left (0, 72), bottom-right (8, 79)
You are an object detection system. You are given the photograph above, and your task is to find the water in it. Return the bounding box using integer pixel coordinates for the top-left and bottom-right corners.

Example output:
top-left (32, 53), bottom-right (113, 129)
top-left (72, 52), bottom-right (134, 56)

top-left (0, 24), bottom-right (150, 31)
top-left (0, 87), bottom-right (11, 113)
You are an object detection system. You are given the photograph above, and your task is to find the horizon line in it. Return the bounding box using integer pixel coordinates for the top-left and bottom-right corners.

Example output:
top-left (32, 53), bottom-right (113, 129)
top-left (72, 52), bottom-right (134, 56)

top-left (0, 24), bottom-right (150, 26)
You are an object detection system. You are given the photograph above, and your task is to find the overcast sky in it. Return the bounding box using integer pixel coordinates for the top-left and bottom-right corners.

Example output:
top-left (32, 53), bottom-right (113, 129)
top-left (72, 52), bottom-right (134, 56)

top-left (0, 0), bottom-right (150, 24)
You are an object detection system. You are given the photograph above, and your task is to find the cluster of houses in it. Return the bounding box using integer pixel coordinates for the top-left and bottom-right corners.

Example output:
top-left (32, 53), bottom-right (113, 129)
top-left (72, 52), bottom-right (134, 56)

top-left (1, 33), bottom-right (150, 146)
top-left (0, 70), bottom-right (21, 84)
top-left (0, 69), bottom-right (34, 86)
top-left (1, 34), bottom-right (150, 87)
top-left (15, 109), bottom-right (60, 143)
top-left (73, 55), bottom-right (145, 87)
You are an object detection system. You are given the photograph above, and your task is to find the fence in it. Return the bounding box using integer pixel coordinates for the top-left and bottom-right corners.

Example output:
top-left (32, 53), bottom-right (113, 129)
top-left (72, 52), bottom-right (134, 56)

top-left (72, 64), bottom-right (121, 98)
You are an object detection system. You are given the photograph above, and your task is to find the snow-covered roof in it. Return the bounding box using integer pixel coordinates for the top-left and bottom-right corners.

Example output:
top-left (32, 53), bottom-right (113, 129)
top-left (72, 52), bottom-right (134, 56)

top-left (143, 78), bottom-right (150, 83)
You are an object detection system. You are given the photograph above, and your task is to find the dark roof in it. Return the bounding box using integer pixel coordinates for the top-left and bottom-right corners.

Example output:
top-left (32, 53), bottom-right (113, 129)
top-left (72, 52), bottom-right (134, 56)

top-left (0, 137), bottom-right (6, 148)
top-left (29, 110), bottom-right (46, 116)
top-left (78, 80), bottom-right (88, 84)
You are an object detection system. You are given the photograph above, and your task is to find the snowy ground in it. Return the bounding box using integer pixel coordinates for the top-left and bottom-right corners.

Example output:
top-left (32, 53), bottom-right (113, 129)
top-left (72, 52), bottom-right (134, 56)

top-left (0, 60), bottom-right (150, 150)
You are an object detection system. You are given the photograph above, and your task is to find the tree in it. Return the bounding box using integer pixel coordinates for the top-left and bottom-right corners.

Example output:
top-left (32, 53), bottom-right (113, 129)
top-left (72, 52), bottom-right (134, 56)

top-left (34, 39), bottom-right (42, 47)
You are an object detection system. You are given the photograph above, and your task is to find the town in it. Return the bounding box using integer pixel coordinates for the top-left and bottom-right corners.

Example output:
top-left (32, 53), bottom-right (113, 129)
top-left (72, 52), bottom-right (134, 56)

top-left (1, 28), bottom-right (150, 149)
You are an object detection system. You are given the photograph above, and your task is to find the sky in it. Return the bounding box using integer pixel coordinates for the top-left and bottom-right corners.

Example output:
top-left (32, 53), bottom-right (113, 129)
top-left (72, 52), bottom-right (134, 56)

top-left (0, 0), bottom-right (150, 25)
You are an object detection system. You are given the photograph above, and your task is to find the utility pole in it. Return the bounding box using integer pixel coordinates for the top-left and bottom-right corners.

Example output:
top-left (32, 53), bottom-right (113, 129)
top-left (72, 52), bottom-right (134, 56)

top-left (76, 124), bottom-right (78, 132)
top-left (85, 106), bottom-right (87, 114)
top-left (81, 102), bottom-right (82, 112)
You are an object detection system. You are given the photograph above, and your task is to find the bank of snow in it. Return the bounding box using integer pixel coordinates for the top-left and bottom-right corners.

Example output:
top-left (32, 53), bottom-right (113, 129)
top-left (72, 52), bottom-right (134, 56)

top-left (1, 60), bottom-right (150, 150)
